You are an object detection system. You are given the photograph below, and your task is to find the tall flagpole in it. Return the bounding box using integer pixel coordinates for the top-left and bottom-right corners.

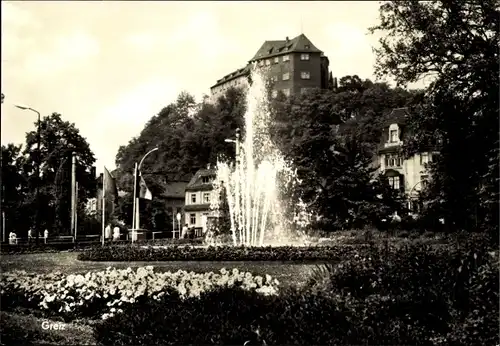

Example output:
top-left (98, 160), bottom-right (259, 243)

top-left (132, 163), bottom-right (138, 242)
top-left (101, 167), bottom-right (106, 246)
top-left (75, 181), bottom-right (78, 242)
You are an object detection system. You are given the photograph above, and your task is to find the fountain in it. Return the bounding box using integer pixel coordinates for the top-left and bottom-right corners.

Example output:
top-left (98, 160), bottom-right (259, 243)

top-left (210, 67), bottom-right (311, 247)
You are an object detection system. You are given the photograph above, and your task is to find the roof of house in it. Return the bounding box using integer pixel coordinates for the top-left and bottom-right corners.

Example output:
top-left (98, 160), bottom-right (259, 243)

top-left (250, 34), bottom-right (322, 61)
top-left (185, 168), bottom-right (217, 192)
top-left (383, 107), bottom-right (409, 127)
top-left (160, 181), bottom-right (188, 199)
top-left (211, 34), bottom-right (323, 90)
top-left (211, 65), bottom-right (251, 89)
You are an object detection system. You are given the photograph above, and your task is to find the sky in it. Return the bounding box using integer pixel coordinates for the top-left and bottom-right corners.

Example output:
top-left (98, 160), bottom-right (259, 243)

top-left (2, 0), bottom-right (393, 174)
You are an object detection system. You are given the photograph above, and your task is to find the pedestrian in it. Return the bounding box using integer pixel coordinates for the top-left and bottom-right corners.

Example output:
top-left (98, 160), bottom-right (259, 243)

top-left (9, 232), bottom-right (16, 245)
top-left (44, 229), bottom-right (49, 244)
top-left (28, 228), bottom-right (33, 243)
top-left (113, 225), bottom-right (120, 241)
top-left (105, 224), bottom-right (111, 240)
top-left (181, 224), bottom-right (188, 239)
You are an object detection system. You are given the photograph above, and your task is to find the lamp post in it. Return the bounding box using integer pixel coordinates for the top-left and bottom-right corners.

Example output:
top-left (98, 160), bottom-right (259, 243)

top-left (408, 180), bottom-right (424, 214)
top-left (133, 147), bottom-right (158, 240)
top-left (224, 128), bottom-right (240, 244)
top-left (15, 104), bottom-right (41, 245)
top-left (224, 128), bottom-right (241, 164)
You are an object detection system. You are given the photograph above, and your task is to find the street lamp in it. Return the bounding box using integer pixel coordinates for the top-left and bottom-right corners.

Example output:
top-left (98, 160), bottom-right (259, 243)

top-left (15, 104), bottom-right (41, 245)
top-left (133, 147), bottom-right (159, 236)
top-left (224, 128), bottom-right (241, 164)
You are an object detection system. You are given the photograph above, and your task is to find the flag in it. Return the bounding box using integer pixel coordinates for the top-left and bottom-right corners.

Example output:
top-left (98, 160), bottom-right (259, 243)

top-left (138, 173), bottom-right (152, 200)
top-left (103, 167), bottom-right (118, 200)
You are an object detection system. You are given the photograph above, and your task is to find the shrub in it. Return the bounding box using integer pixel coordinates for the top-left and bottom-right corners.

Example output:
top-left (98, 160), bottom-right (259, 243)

top-left (77, 244), bottom-right (376, 262)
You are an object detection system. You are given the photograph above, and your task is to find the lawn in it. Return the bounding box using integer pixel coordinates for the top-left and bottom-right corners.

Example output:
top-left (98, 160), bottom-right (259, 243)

top-left (0, 251), bottom-right (319, 288)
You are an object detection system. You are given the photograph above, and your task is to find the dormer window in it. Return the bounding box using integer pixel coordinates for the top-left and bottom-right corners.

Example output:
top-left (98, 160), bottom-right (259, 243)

top-left (202, 176), bottom-right (211, 184)
top-left (388, 124), bottom-right (400, 143)
top-left (390, 130), bottom-right (398, 142)
top-left (304, 44), bottom-right (310, 49)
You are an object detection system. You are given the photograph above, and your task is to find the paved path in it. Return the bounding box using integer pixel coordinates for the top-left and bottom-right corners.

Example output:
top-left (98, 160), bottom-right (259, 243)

top-left (1, 252), bottom-right (319, 288)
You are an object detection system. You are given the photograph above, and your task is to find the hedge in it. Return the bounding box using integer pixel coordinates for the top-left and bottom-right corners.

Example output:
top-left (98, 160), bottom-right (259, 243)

top-left (77, 244), bottom-right (382, 262)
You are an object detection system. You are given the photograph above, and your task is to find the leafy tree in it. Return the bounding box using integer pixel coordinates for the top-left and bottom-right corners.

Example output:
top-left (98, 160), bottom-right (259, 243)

top-left (370, 0), bottom-right (499, 232)
top-left (1, 144), bottom-right (30, 235)
top-left (113, 88), bottom-right (246, 230)
top-left (22, 113), bottom-right (96, 235)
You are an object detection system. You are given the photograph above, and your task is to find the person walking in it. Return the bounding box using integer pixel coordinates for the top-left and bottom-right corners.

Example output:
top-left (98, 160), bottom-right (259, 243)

top-left (28, 228), bottom-right (33, 244)
top-left (113, 225), bottom-right (120, 241)
top-left (44, 229), bottom-right (49, 244)
top-left (105, 224), bottom-right (111, 241)
top-left (181, 224), bottom-right (188, 239)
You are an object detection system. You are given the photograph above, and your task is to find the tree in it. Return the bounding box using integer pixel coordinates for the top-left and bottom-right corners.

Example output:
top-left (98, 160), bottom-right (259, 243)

top-left (370, 0), bottom-right (499, 232)
top-left (113, 88), bottom-right (246, 231)
top-left (1, 144), bottom-right (30, 234)
top-left (22, 113), bottom-right (96, 235)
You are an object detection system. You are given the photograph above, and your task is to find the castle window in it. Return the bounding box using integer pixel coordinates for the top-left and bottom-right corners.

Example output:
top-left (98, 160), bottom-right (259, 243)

top-left (274, 57), bottom-right (279, 63)
top-left (300, 53), bottom-right (310, 61)
top-left (282, 72), bottom-right (290, 81)
top-left (300, 71), bottom-right (311, 79)
top-left (283, 55), bottom-right (290, 62)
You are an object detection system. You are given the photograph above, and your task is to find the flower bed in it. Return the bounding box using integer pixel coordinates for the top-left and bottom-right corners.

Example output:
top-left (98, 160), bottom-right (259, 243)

top-left (1, 267), bottom-right (279, 321)
top-left (77, 244), bottom-right (379, 262)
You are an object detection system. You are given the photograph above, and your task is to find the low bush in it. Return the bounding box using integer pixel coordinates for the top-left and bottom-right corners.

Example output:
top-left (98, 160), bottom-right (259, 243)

top-left (78, 244), bottom-right (376, 262)
top-left (94, 285), bottom-right (478, 345)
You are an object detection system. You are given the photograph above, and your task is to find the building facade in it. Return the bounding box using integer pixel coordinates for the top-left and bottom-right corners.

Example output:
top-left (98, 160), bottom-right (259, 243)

top-left (377, 108), bottom-right (436, 211)
top-left (183, 168), bottom-right (219, 230)
top-left (210, 34), bottom-right (330, 101)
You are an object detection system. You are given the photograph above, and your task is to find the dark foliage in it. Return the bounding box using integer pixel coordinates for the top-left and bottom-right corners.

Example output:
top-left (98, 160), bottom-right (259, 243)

top-left (93, 241), bottom-right (499, 345)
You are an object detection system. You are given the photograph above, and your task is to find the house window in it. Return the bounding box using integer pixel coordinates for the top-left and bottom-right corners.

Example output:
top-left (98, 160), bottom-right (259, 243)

top-left (420, 153), bottom-right (429, 165)
top-left (271, 75), bottom-right (278, 82)
top-left (388, 176), bottom-right (400, 189)
top-left (300, 53), bottom-right (310, 60)
top-left (202, 176), bottom-right (210, 184)
top-left (384, 154), bottom-right (402, 167)
top-left (191, 193), bottom-right (196, 204)
top-left (390, 129), bottom-right (398, 143)
top-left (421, 175), bottom-right (429, 188)
top-left (271, 90), bottom-right (278, 98)
top-left (265, 59), bottom-right (270, 66)
top-left (259, 60), bottom-right (264, 67)
top-left (300, 71), bottom-right (311, 79)
top-left (283, 55), bottom-right (290, 62)
top-left (190, 213), bottom-right (196, 225)
top-left (203, 192), bottom-right (210, 203)
top-left (304, 44), bottom-right (310, 49)
top-left (274, 57), bottom-right (279, 63)
top-left (282, 88), bottom-right (290, 96)
top-left (282, 72), bottom-right (290, 80)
